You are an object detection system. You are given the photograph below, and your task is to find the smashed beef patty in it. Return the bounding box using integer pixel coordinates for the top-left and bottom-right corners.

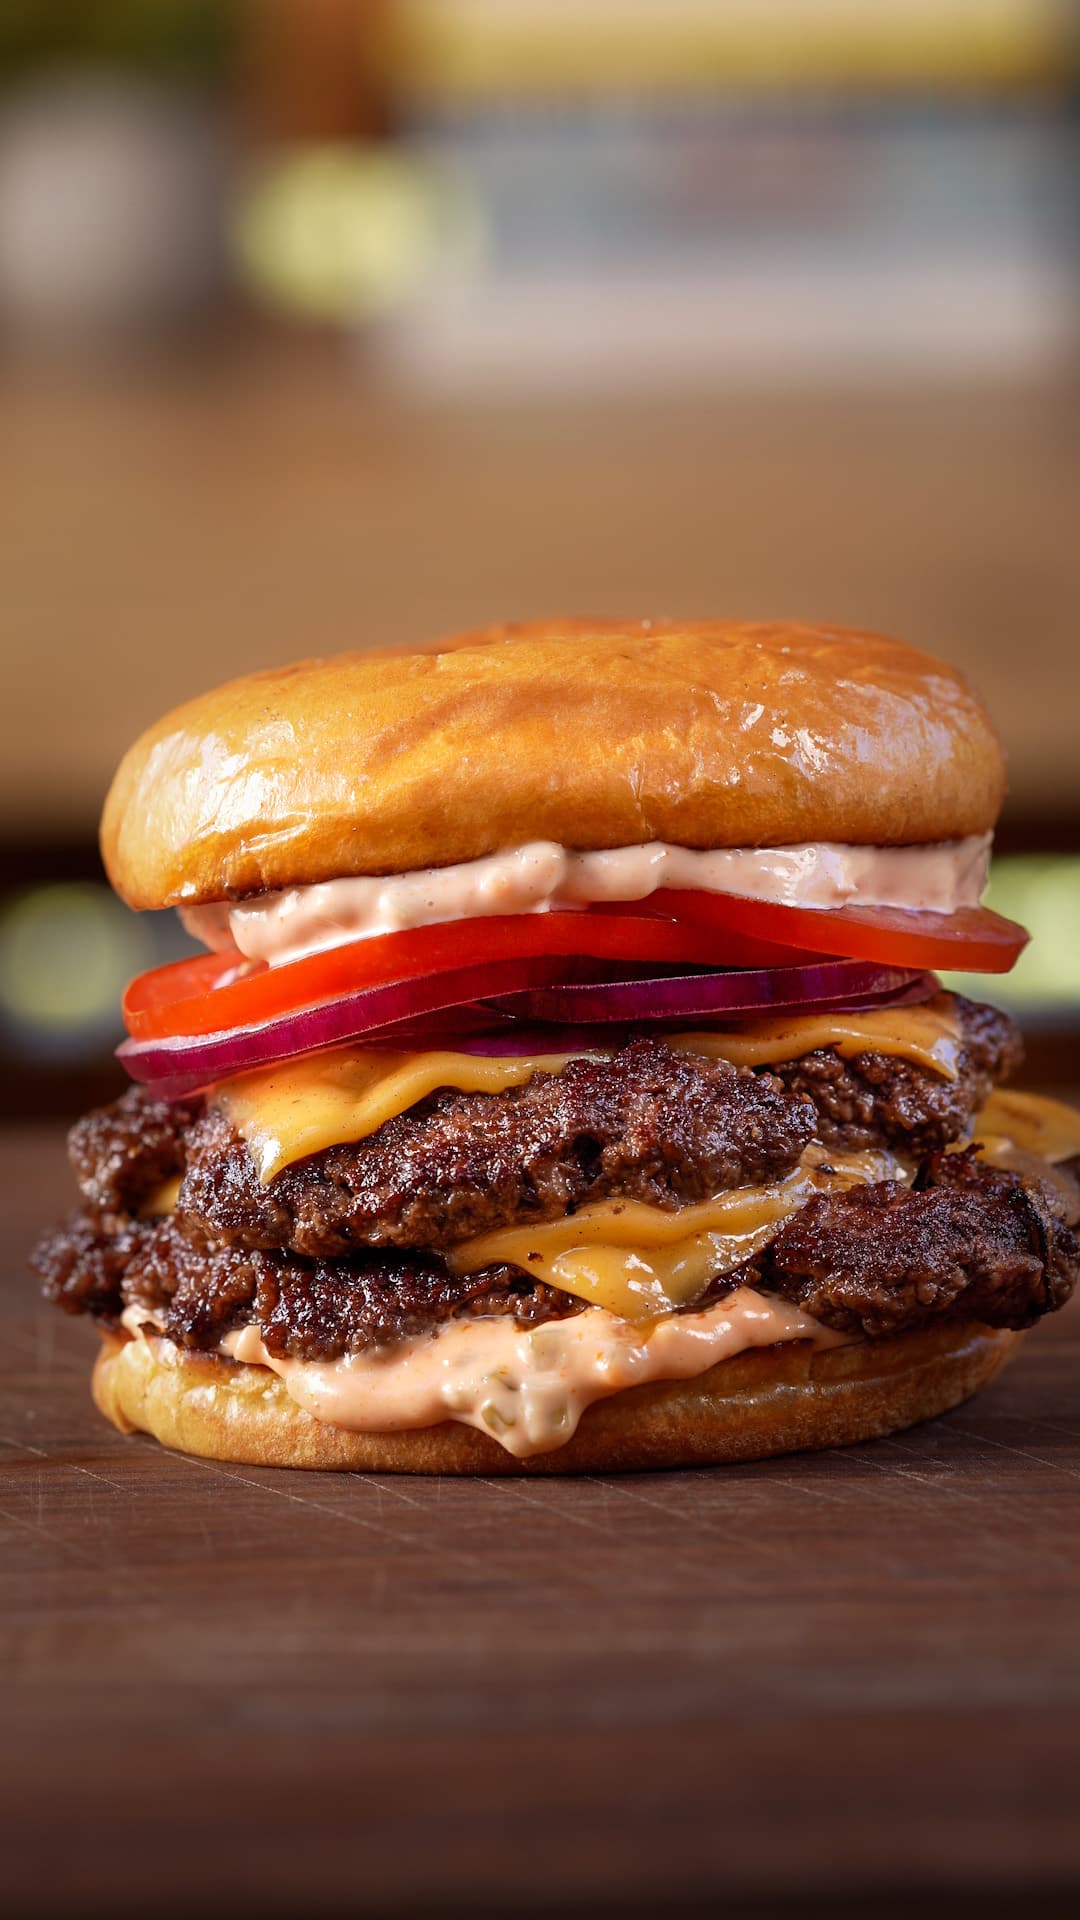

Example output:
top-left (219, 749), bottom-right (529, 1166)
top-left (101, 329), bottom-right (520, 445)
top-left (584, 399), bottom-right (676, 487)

top-left (772, 995), bottom-right (1019, 1157)
top-left (36, 1211), bottom-right (583, 1360)
top-left (68, 998), bottom-right (1019, 1260)
top-left (178, 1039), bottom-right (816, 1256)
top-left (747, 1148), bottom-right (1078, 1338)
top-left (35, 1151), bottom-right (1077, 1363)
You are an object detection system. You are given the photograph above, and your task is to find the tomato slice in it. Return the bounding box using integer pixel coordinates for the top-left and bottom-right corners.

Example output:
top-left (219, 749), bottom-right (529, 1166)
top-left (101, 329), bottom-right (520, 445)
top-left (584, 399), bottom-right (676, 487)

top-left (646, 890), bottom-right (1028, 973)
top-left (124, 910), bottom-right (803, 1042)
top-left (125, 889), bottom-right (1028, 1045)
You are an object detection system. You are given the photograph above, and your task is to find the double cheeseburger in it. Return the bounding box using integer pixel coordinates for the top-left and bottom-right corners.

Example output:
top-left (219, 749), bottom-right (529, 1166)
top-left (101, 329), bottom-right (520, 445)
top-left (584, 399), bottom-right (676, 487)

top-left (34, 620), bottom-right (1080, 1472)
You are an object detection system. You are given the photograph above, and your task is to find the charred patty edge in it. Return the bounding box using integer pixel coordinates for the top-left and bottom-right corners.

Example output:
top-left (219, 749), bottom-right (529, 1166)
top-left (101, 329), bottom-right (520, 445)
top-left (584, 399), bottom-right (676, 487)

top-left (67, 997), bottom-right (1021, 1261)
top-left (34, 1147), bottom-right (1078, 1363)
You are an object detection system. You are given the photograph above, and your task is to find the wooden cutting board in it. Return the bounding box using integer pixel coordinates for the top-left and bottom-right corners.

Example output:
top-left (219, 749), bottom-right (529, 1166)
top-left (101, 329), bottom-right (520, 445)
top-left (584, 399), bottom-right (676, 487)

top-left (3, 1124), bottom-right (1079, 1918)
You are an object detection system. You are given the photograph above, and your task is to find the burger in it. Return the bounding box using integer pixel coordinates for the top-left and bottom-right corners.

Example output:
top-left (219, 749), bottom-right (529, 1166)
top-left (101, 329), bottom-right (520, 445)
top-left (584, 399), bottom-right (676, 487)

top-left (33, 619), bottom-right (1080, 1472)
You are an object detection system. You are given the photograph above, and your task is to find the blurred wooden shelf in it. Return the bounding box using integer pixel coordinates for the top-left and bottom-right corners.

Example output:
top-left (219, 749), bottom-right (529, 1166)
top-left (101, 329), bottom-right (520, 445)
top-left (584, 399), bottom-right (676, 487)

top-left (2, 347), bottom-right (1078, 839)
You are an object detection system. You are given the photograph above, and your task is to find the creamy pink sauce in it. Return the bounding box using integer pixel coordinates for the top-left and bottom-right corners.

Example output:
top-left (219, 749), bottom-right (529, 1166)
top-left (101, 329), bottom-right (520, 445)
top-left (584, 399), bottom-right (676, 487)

top-left (218, 1289), bottom-right (844, 1458)
top-left (182, 835), bottom-right (991, 968)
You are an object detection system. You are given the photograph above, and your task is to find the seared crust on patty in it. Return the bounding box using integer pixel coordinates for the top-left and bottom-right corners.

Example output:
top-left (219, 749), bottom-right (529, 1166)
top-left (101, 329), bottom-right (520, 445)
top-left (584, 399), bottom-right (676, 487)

top-left (754, 1148), bottom-right (1078, 1338)
top-left (43, 991), bottom-right (1052, 1366)
top-left (65, 997), bottom-right (1018, 1260)
top-left (36, 1211), bottom-right (582, 1358)
top-left (69, 1089), bottom-right (201, 1216)
top-left (178, 1039), bottom-right (816, 1257)
top-left (34, 1151), bottom-right (1077, 1363)
top-left (772, 996), bottom-right (1020, 1158)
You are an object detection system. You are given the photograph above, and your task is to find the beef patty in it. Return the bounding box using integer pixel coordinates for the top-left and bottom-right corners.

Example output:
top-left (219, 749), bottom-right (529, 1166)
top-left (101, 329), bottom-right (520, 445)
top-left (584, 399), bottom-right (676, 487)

top-left (750, 1148), bottom-right (1078, 1337)
top-left (36, 1209), bottom-right (577, 1361)
top-left (35, 1149), bottom-right (1077, 1361)
top-left (68, 996), bottom-right (1018, 1260)
top-left (178, 1039), bottom-right (816, 1257)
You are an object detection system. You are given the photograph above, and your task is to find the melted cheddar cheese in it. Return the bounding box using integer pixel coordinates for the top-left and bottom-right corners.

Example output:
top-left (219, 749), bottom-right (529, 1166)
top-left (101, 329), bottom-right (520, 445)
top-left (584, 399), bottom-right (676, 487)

top-left (214, 998), bottom-right (963, 1183)
top-left (216, 1046), bottom-right (599, 1182)
top-left (444, 1150), bottom-right (901, 1320)
top-left (973, 1087), bottom-right (1080, 1164)
top-left (140, 1175), bottom-right (181, 1218)
top-left (669, 997), bottom-right (961, 1078)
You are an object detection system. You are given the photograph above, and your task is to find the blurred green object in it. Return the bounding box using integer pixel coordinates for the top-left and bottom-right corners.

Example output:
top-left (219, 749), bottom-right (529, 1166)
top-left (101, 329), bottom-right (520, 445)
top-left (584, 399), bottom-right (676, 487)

top-left (0, 0), bottom-right (232, 82)
top-left (236, 144), bottom-right (482, 322)
top-left (0, 884), bottom-right (151, 1057)
top-left (945, 855), bottom-right (1080, 1014)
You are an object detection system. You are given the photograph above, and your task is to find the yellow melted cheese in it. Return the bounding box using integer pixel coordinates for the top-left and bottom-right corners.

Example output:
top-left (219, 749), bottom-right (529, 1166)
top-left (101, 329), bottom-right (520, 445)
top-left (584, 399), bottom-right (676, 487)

top-left (216, 1046), bottom-right (599, 1183)
top-left (443, 1149), bottom-right (902, 1321)
top-left (445, 1182), bottom-right (799, 1318)
top-left (214, 998), bottom-right (963, 1184)
top-left (973, 1087), bottom-right (1080, 1163)
top-left (668, 996), bottom-right (961, 1079)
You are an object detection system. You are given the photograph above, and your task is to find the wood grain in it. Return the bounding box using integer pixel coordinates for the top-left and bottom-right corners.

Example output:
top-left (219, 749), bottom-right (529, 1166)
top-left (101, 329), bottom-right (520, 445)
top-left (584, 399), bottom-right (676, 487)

top-left (3, 1124), bottom-right (1080, 1917)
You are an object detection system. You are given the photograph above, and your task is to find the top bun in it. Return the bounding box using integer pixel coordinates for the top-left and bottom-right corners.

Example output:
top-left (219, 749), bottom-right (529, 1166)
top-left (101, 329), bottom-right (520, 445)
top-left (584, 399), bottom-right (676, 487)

top-left (101, 619), bottom-right (1006, 909)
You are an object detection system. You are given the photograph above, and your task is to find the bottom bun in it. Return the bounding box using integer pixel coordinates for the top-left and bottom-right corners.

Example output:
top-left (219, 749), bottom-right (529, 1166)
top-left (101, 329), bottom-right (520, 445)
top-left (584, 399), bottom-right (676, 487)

top-left (92, 1321), bottom-right (1020, 1475)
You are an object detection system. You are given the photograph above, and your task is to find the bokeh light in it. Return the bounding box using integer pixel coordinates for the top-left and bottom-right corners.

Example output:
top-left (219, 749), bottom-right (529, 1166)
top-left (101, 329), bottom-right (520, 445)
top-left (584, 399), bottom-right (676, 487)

top-left (0, 884), bottom-right (151, 1058)
top-left (945, 855), bottom-right (1080, 1016)
top-left (235, 145), bottom-right (482, 322)
top-left (0, 0), bottom-right (1078, 1106)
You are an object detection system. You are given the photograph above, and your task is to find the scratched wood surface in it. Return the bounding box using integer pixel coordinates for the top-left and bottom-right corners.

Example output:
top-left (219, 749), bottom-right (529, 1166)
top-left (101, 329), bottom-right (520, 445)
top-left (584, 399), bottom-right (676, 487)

top-left (3, 1124), bottom-right (1080, 1919)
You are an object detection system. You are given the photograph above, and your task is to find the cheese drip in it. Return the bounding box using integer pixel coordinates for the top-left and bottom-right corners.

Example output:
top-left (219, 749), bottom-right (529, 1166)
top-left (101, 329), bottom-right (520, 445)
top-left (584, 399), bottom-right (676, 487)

top-left (970, 1088), bottom-right (1080, 1222)
top-left (669, 998), bottom-right (961, 1079)
top-left (217, 1046), bottom-right (599, 1183)
top-left (446, 1150), bottom-right (902, 1320)
top-left (973, 1088), bottom-right (1080, 1163)
top-left (214, 997), bottom-right (962, 1183)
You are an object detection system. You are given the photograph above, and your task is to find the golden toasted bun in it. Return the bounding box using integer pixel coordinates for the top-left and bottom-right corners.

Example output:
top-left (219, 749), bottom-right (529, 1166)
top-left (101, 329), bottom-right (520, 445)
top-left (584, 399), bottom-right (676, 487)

top-left (101, 619), bottom-right (1005, 909)
top-left (92, 1322), bottom-right (1019, 1475)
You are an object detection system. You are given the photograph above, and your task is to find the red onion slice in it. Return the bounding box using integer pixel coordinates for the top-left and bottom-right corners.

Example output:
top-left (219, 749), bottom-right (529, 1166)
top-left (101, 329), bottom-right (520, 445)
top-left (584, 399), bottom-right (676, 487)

top-left (116, 956), bottom-right (582, 1098)
top-left (392, 977), bottom-right (939, 1057)
top-left (118, 957), bottom-right (935, 1100)
top-left (481, 961), bottom-right (932, 1025)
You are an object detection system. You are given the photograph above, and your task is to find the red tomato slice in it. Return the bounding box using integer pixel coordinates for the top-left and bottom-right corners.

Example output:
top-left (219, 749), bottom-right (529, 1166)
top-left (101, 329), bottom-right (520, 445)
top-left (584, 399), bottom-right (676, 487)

top-left (124, 889), bottom-right (1027, 1045)
top-left (124, 910), bottom-right (798, 1042)
top-left (646, 890), bottom-right (1028, 973)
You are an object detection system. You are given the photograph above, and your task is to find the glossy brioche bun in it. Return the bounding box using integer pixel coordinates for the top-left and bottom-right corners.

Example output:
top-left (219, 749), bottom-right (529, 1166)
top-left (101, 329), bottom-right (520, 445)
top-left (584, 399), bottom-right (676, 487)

top-left (101, 619), bottom-right (1005, 909)
top-left (92, 1322), bottom-right (1019, 1476)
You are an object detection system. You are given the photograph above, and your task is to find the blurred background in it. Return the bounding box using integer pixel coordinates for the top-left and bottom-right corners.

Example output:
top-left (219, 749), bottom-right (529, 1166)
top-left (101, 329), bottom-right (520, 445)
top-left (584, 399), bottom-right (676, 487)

top-left (0, 0), bottom-right (1078, 1118)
